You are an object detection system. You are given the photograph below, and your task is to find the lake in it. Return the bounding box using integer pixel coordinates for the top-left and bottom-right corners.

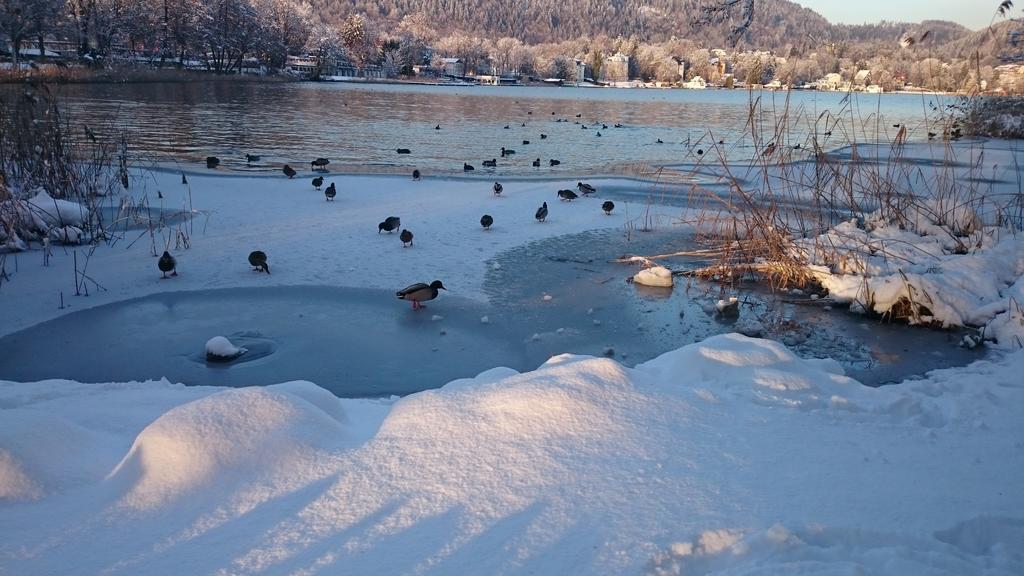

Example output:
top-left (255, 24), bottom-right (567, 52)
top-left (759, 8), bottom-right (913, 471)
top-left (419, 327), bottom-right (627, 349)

top-left (55, 81), bottom-right (954, 176)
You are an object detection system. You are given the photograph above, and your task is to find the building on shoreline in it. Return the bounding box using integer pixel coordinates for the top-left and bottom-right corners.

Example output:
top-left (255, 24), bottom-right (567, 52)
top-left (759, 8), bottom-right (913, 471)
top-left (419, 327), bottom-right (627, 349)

top-left (602, 53), bottom-right (630, 82)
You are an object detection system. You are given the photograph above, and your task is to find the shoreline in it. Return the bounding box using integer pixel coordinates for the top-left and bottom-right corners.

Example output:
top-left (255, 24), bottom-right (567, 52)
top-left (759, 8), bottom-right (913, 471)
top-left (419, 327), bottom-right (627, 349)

top-left (0, 66), bottom-right (990, 97)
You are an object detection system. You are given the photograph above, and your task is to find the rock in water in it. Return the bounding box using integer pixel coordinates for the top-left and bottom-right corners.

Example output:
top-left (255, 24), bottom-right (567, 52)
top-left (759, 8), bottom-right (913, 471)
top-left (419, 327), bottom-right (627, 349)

top-left (205, 336), bottom-right (247, 362)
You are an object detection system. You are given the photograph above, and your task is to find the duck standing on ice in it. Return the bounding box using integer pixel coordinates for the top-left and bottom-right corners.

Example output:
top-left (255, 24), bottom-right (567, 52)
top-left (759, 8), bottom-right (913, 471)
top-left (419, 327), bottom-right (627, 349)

top-left (535, 202), bottom-right (548, 222)
top-left (158, 251), bottom-right (177, 278)
top-left (378, 216), bottom-right (401, 233)
top-left (248, 250), bottom-right (270, 274)
top-left (397, 280), bottom-right (446, 310)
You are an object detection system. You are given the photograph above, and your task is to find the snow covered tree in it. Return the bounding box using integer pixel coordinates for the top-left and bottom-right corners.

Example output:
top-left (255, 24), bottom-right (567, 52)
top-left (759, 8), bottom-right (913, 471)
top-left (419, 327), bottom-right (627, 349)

top-left (195, 0), bottom-right (262, 73)
top-left (379, 37), bottom-right (404, 77)
top-left (549, 55), bottom-right (574, 80)
top-left (340, 13), bottom-right (375, 68)
top-left (257, 0), bottom-right (312, 70)
top-left (304, 21), bottom-right (345, 78)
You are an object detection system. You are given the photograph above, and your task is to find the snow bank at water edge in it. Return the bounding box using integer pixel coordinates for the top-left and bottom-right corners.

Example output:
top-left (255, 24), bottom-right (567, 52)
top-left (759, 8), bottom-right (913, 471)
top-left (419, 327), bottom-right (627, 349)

top-left (2, 334), bottom-right (1021, 575)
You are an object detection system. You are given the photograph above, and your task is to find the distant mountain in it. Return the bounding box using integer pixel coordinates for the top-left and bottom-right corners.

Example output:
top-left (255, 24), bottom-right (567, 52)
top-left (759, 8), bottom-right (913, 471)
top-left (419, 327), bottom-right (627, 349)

top-left (311, 0), bottom-right (991, 59)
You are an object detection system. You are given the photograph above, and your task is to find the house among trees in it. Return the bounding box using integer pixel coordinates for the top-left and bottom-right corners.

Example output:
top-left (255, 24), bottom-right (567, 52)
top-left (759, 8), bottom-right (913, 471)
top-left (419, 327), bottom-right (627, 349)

top-left (683, 75), bottom-right (707, 89)
top-left (286, 55), bottom-right (324, 76)
top-left (440, 57), bottom-right (466, 78)
top-left (602, 52), bottom-right (630, 82)
top-left (818, 72), bottom-right (844, 91)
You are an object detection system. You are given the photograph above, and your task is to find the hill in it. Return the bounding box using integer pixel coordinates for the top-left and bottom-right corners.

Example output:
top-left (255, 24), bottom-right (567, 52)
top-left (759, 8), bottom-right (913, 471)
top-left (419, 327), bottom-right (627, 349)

top-left (311, 0), bottom-right (844, 47)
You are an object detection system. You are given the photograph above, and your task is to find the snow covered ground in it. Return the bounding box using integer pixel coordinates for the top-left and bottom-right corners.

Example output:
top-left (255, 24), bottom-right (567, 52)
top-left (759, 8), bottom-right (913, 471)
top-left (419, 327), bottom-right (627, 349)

top-left (1, 160), bottom-right (1023, 574)
top-left (1, 334), bottom-right (1022, 574)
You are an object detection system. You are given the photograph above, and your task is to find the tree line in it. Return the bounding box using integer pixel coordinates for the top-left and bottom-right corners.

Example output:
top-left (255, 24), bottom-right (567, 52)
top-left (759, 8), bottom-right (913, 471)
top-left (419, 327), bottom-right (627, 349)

top-left (1, 0), bottom-right (1019, 92)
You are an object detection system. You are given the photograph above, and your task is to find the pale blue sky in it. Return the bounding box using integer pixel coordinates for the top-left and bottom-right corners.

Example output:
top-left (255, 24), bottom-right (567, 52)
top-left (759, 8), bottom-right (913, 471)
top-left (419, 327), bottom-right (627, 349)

top-left (794, 0), bottom-right (999, 31)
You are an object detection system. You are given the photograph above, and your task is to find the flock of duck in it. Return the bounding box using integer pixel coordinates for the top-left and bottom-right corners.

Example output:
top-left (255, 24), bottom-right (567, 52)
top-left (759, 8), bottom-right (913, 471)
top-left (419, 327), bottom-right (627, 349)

top-left (191, 115), bottom-right (625, 310)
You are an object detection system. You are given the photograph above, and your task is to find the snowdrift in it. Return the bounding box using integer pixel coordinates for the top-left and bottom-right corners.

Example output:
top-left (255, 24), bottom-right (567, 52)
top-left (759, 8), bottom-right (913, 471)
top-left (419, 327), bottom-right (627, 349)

top-left (2, 334), bottom-right (1022, 575)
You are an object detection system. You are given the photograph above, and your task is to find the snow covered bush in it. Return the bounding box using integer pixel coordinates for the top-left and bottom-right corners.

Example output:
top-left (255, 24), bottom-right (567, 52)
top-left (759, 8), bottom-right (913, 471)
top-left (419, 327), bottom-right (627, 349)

top-left (0, 86), bottom-right (125, 252)
top-left (963, 96), bottom-right (1024, 139)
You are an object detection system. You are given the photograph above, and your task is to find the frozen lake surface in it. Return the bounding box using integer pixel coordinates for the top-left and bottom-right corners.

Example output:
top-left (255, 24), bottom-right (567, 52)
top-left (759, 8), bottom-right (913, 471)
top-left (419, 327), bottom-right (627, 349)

top-left (0, 229), bottom-right (981, 396)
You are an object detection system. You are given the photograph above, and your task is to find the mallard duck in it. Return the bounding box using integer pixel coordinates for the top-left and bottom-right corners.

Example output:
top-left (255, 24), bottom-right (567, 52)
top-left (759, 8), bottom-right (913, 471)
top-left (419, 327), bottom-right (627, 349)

top-left (493, 182), bottom-right (503, 196)
top-left (248, 250), bottom-right (270, 274)
top-left (283, 165), bottom-right (296, 178)
top-left (245, 154), bottom-right (260, 163)
top-left (577, 182), bottom-right (596, 195)
top-left (464, 163), bottom-right (475, 171)
top-left (549, 159), bottom-right (560, 166)
top-left (158, 251), bottom-right (176, 278)
top-left (500, 147), bottom-right (515, 156)
top-left (557, 189), bottom-right (578, 201)
top-left (312, 176), bottom-right (323, 190)
top-left (379, 216), bottom-right (401, 233)
top-left (481, 214), bottom-right (493, 229)
top-left (602, 200), bottom-right (615, 215)
top-left (400, 229), bottom-right (414, 247)
top-left (397, 280), bottom-right (446, 310)
top-left (535, 201), bottom-right (548, 222)
top-left (324, 182), bottom-right (336, 201)
top-left (482, 159), bottom-right (497, 167)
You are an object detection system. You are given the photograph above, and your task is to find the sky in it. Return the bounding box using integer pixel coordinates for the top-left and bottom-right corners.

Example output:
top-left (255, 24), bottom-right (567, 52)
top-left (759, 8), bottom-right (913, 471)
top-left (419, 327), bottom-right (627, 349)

top-left (795, 0), bottom-right (998, 31)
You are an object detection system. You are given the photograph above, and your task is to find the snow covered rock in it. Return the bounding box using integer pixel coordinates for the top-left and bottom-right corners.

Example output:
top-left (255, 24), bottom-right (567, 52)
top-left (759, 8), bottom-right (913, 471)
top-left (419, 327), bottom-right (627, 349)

top-left (204, 336), bottom-right (246, 362)
top-left (47, 225), bottom-right (83, 245)
top-left (715, 296), bottom-right (739, 316)
top-left (633, 266), bottom-right (673, 287)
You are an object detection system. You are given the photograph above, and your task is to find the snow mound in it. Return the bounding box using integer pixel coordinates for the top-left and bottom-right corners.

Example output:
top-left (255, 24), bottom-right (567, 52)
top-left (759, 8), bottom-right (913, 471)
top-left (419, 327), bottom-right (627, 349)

top-left (26, 189), bottom-right (86, 228)
top-left (638, 333), bottom-right (862, 410)
top-left (634, 266), bottom-right (673, 287)
top-left (379, 355), bottom-right (635, 448)
top-left (204, 335), bottom-right (246, 361)
top-left (106, 383), bottom-right (346, 510)
top-left (0, 408), bottom-right (114, 502)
